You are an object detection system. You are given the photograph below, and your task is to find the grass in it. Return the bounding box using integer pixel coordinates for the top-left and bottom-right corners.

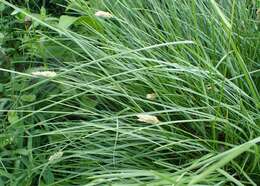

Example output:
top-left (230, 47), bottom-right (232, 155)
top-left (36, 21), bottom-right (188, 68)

top-left (0, 0), bottom-right (260, 185)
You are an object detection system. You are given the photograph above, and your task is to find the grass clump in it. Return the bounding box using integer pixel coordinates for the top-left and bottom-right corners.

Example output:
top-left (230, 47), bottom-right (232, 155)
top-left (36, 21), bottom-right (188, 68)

top-left (0, 0), bottom-right (260, 185)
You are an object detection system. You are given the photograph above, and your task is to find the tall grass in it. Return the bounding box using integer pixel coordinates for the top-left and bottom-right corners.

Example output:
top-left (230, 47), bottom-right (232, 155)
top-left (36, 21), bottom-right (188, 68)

top-left (0, 0), bottom-right (260, 185)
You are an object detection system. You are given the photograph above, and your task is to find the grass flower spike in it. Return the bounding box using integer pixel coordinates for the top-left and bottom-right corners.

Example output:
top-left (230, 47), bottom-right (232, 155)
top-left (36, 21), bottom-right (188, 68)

top-left (48, 151), bottom-right (63, 162)
top-left (137, 114), bottom-right (160, 124)
top-left (146, 93), bottom-right (156, 100)
top-left (32, 71), bottom-right (57, 78)
top-left (95, 11), bottom-right (113, 18)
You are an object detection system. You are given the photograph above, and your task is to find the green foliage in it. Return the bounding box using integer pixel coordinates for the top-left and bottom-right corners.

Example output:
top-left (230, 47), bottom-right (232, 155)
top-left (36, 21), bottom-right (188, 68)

top-left (0, 0), bottom-right (260, 185)
top-left (58, 15), bottom-right (78, 29)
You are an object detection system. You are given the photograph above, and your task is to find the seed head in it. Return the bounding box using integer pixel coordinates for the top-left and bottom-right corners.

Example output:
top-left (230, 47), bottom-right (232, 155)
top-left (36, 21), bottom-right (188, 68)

top-left (32, 71), bottom-right (57, 78)
top-left (137, 114), bottom-right (160, 124)
top-left (49, 151), bottom-right (63, 162)
top-left (95, 11), bottom-right (113, 18)
top-left (146, 93), bottom-right (156, 100)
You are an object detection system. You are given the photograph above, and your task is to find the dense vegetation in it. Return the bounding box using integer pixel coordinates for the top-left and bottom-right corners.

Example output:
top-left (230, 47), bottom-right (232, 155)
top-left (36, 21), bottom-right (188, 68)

top-left (0, 0), bottom-right (260, 185)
